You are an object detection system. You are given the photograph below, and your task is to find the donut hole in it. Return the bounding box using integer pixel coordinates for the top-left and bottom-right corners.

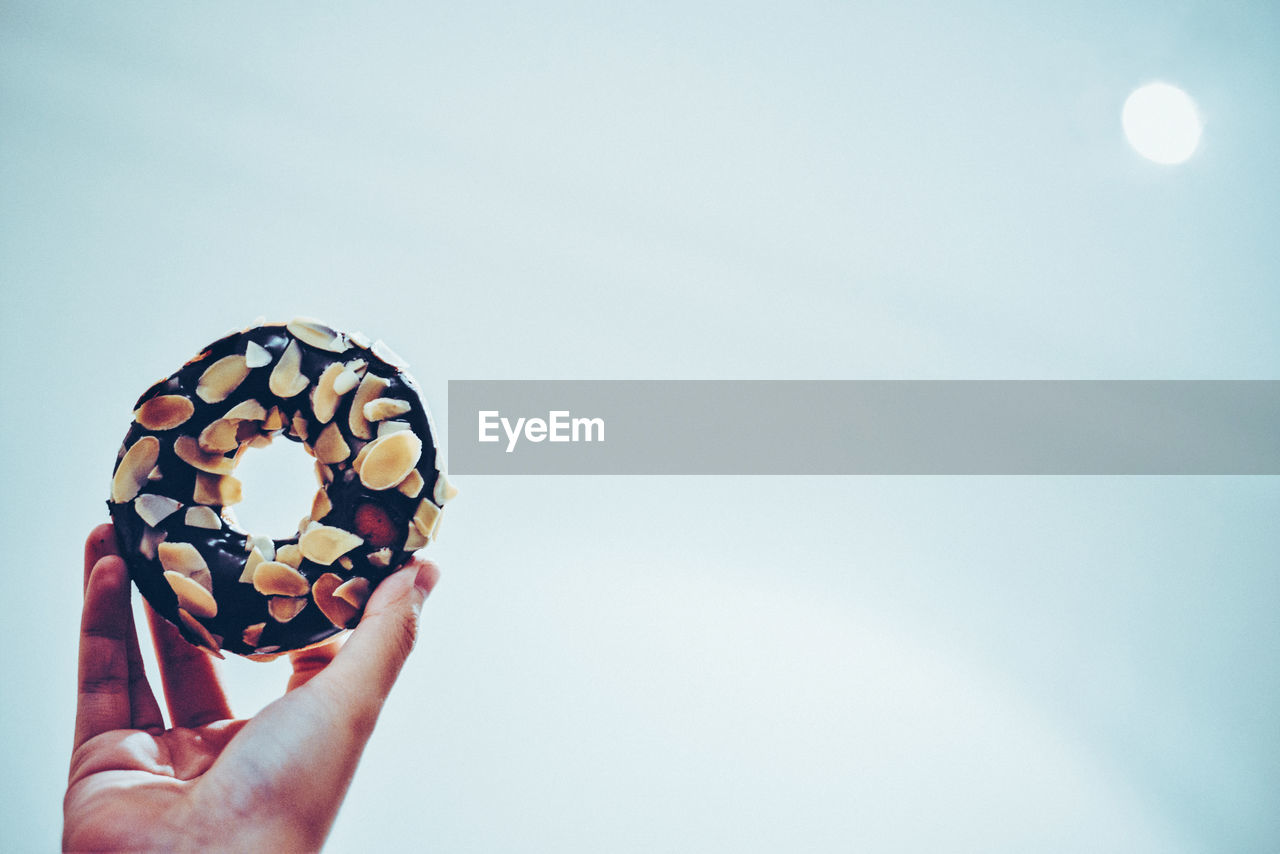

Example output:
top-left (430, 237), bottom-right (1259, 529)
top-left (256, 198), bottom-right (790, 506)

top-left (228, 435), bottom-right (320, 540)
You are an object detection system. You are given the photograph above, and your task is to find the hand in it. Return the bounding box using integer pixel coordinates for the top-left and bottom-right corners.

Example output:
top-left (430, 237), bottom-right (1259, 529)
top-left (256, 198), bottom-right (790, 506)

top-left (64, 523), bottom-right (439, 852)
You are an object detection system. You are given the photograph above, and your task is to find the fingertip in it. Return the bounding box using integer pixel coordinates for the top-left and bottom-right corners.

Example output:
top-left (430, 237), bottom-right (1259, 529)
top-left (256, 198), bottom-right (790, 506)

top-left (412, 559), bottom-right (440, 596)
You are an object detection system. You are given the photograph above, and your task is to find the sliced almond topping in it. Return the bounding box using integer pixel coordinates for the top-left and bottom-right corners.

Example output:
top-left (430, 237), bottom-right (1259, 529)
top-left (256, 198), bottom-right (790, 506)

top-left (178, 608), bottom-right (224, 658)
top-left (198, 419), bottom-right (240, 454)
top-left (158, 541), bottom-right (208, 576)
top-left (333, 577), bottom-right (371, 609)
top-left (194, 473), bottom-right (242, 506)
top-left (135, 494), bottom-right (181, 527)
top-left (239, 546), bottom-right (267, 583)
top-left (398, 469), bottom-right (425, 498)
top-left (245, 340), bottom-right (271, 368)
top-left (196, 354), bottom-right (251, 404)
top-left (363, 397), bottom-right (411, 422)
top-left (312, 573), bottom-right (359, 628)
top-left (165, 570), bottom-right (217, 618)
top-left (287, 317), bottom-right (350, 353)
top-left (349, 374), bottom-right (390, 440)
top-left (350, 330), bottom-right (372, 349)
top-left (367, 547), bottom-right (392, 567)
top-left (332, 367), bottom-right (361, 396)
top-left (268, 340), bottom-right (310, 398)
top-left (224, 398), bottom-right (268, 421)
top-left (311, 363), bottom-right (347, 424)
top-left (242, 622), bottom-right (266, 647)
top-left (268, 596), bottom-right (308, 623)
top-left (174, 435), bottom-right (235, 475)
top-left (140, 527), bottom-right (167, 560)
top-left (111, 436), bottom-right (160, 503)
top-left (315, 461), bottom-right (333, 486)
top-left (263, 407), bottom-right (285, 431)
top-left (405, 521), bottom-right (429, 550)
top-left (247, 433), bottom-right (273, 450)
top-left (412, 498), bottom-right (441, 539)
top-left (253, 560), bottom-right (311, 597)
top-left (359, 431), bottom-right (422, 490)
top-left (433, 471), bottom-right (459, 505)
top-left (313, 422), bottom-right (351, 464)
top-left (377, 420), bottom-right (412, 437)
top-left (290, 411), bottom-right (310, 443)
top-left (134, 395), bottom-right (195, 431)
top-left (299, 525), bottom-right (364, 565)
top-left (147, 465), bottom-right (164, 481)
top-left (311, 488), bottom-right (332, 522)
top-left (184, 506), bottom-right (222, 530)
top-left (275, 543), bottom-right (303, 568)
top-left (248, 534), bottom-right (275, 561)
top-left (351, 441), bottom-right (372, 475)
top-left (372, 339), bottom-right (408, 368)
top-left (338, 556), bottom-right (353, 570)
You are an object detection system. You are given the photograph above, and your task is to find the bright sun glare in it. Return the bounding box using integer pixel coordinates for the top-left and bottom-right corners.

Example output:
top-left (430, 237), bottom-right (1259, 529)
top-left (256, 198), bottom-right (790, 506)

top-left (1122, 82), bottom-right (1203, 165)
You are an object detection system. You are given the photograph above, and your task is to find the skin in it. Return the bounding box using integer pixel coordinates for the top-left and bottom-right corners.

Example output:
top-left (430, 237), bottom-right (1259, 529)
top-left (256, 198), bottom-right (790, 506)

top-left (65, 523), bottom-right (439, 853)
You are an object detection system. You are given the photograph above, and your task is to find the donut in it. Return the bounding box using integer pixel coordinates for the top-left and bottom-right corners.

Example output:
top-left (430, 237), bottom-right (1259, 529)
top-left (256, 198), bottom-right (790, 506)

top-left (106, 318), bottom-right (456, 658)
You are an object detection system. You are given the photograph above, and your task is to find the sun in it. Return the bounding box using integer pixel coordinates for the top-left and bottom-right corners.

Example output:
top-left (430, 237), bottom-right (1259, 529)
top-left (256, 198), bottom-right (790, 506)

top-left (1122, 82), bottom-right (1203, 165)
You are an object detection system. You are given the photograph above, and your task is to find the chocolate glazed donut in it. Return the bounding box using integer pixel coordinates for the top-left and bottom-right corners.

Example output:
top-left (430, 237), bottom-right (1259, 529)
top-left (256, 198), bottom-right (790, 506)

top-left (107, 318), bottom-right (456, 658)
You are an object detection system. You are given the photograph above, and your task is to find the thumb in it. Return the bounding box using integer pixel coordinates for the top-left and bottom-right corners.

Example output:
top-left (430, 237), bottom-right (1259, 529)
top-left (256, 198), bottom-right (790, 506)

top-left (311, 558), bottom-right (440, 720)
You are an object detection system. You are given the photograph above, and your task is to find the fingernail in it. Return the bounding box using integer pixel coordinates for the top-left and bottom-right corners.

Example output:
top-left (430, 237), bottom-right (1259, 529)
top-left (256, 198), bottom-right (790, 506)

top-left (414, 562), bottom-right (440, 596)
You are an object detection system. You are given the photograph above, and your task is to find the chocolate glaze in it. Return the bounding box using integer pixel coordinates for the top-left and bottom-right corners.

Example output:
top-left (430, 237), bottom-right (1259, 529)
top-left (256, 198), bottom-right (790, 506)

top-left (107, 321), bottom-right (445, 657)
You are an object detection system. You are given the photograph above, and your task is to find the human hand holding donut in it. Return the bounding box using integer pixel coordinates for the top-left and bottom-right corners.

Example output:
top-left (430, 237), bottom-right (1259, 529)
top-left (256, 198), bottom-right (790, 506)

top-left (65, 523), bottom-right (439, 852)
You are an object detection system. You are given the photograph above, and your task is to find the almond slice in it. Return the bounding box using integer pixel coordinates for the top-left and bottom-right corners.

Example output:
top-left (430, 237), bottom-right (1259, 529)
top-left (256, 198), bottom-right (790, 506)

top-left (332, 367), bottom-right (361, 396)
top-left (349, 374), bottom-right (390, 440)
top-left (372, 339), bottom-right (408, 368)
top-left (242, 622), bottom-right (266, 647)
top-left (351, 441), bottom-right (372, 475)
top-left (245, 340), bottom-right (271, 368)
top-left (311, 363), bottom-right (347, 424)
top-left (111, 436), bottom-right (160, 503)
top-left (196, 355), bottom-right (250, 404)
top-left (194, 473), bottom-right (242, 506)
top-left (198, 419), bottom-right (240, 453)
top-left (433, 471), bottom-right (459, 505)
top-left (174, 435), bottom-right (235, 475)
top-left (311, 488), bottom-right (332, 521)
top-left (140, 527), bottom-right (167, 560)
top-left (333, 577), bottom-right (371, 609)
top-left (135, 494), bottom-right (181, 527)
top-left (288, 317), bottom-right (350, 353)
top-left (184, 506), bottom-right (222, 529)
top-left (313, 422), bottom-right (351, 464)
top-left (314, 461), bottom-right (333, 486)
top-left (178, 608), bottom-right (224, 658)
top-left (363, 398), bottom-right (411, 422)
top-left (358, 431), bottom-right (422, 490)
top-left (248, 534), bottom-right (276, 561)
top-left (269, 340), bottom-right (310, 398)
top-left (290, 411), bottom-right (310, 443)
top-left (268, 596), bottom-right (308, 623)
top-left (253, 560), bottom-right (311, 597)
top-left (367, 547), bottom-right (392, 567)
top-left (263, 407), bottom-right (285, 431)
top-left (239, 546), bottom-right (267, 583)
top-left (275, 543), bottom-right (303, 568)
top-left (158, 541), bottom-right (209, 576)
top-left (412, 498), bottom-right (441, 539)
top-left (299, 525), bottom-right (364, 565)
top-left (312, 573), bottom-right (359, 628)
top-left (165, 570), bottom-right (217, 618)
top-left (398, 469), bottom-right (425, 498)
top-left (377, 420), bottom-right (411, 438)
top-left (224, 398), bottom-right (268, 421)
top-left (405, 521), bottom-right (428, 550)
top-left (134, 395), bottom-right (195, 431)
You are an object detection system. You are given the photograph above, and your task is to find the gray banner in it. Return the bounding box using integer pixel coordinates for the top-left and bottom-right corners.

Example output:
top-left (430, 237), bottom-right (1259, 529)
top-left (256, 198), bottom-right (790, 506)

top-left (447, 381), bottom-right (1280, 475)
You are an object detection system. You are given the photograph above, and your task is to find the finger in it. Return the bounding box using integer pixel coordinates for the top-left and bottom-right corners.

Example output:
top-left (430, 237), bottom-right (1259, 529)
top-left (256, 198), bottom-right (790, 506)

top-left (312, 559), bottom-right (439, 723)
top-left (82, 524), bottom-right (164, 732)
top-left (286, 636), bottom-right (344, 692)
top-left (75, 556), bottom-right (138, 749)
top-left (147, 603), bottom-right (232, 728)
top-left (83, 523), bottom-right (119, 594)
